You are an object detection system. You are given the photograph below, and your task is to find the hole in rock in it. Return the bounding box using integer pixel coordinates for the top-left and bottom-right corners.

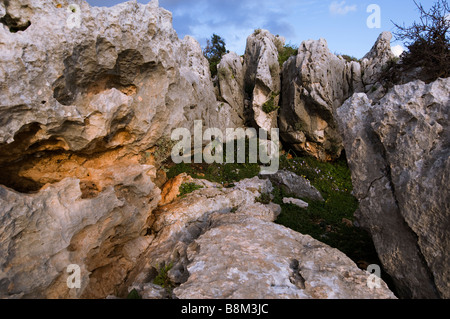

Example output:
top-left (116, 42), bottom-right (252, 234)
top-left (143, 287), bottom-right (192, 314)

top-left (52, 44), bottom-right (159, 106)
top-left (0, 14), bottom-right (31, 33)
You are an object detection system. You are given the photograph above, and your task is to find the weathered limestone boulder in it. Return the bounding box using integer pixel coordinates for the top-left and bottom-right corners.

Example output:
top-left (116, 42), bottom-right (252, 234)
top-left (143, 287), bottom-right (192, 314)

top-left (283, 197), bottom-right (309, 209)
top-left (0, 166), bottom-right (161, 299)
top-left (216, 52), bottom-right (246, 128)
top-left (279, 33), bottom-right (394, 161)
top-left (0, 0), bottom-right (224, 299)
top-left (174, 213), bottom-right (395, 299)
top-left (123, 176), bottom-right (395, 299)
top-left (261, 169), bottom-right (324, 201)
top-left (243, 29), bottom-right (283, 133)
top-left (336, 78), bottom-right (450, 299)
top-left (360, 31), bottom-right (395, 91)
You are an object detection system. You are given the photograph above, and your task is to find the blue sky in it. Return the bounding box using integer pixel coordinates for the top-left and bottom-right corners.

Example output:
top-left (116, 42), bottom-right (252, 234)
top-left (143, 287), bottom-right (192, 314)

top-left (86, 0), bottom-right (426, 58)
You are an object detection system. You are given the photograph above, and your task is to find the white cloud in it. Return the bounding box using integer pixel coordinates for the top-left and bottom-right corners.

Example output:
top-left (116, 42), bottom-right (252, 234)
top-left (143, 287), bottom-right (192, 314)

top-left (391, 45), bottom-right (405, 57)
top-left (329, 1), bottom-right (357, 15)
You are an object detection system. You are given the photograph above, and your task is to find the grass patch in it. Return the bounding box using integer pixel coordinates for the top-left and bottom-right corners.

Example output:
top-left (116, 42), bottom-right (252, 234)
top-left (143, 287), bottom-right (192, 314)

top-left (274, 152), bottom-right (379, 264)
top-left (167, 139), bottom-right (261, 185)
top-left (178, 183), bottom-right (203, 197)
top-left (255, 192), bottom-right (272, 205)
top-left (166, 141), bottom-right (381, 269)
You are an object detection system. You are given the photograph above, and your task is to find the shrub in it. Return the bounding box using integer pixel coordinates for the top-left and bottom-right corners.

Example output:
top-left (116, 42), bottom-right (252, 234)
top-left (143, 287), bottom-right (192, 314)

top-left (262, 92), bottom-right (280, 114)
top-left (389, 0), bottom-right (450, 83)
top-left (153, 263), bottom-right (174, 289)
top-left (278, 43), bottom-right (298, 68)
top-left (203, 34), bottom-right (228, 77)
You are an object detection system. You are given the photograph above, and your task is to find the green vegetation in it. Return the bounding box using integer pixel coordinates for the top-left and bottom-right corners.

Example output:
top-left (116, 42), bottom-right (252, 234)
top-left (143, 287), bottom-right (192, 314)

top-left (336, 53), bottom-right (360, 63)
top-left (278, 43), bottom-right (299, 68)
top-left (153, 263), bottom-right (174, 290)
top-left (262, 92), bottom-right (280, 114)
top-left (178, 183), bottom-right (204, 197)
top-left (274, 152), bottom-right (378, 264)
top-left (165, 141), bottom-right (380, 266)
top-left (203, 34), bottom-right (228, 78)
top-left (126, 289), bottom-right (142, 299)
top-left (387, 0), bottom-right (450, 84)
top-left (167, 139), bottom-right (261, 185)
top-left (255, 192), bottom-right (272, 205)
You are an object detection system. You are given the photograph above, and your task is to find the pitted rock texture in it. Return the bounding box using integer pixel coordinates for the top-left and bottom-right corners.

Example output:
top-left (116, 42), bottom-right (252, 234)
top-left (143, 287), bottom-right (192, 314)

top-left (0, 0), bottom-right (223, 299)
top-left (279, 33), bottom-right (394, 161)
top-left (123, 176), bottom-right (396, 300)
top-left (243, 29), bottom-right (283, 133)
top-left (336, 78), bottom-right (450, 299)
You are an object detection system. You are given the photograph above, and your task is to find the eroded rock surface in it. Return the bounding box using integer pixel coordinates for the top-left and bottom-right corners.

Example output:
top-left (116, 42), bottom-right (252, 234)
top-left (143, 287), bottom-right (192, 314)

top-left (124, 176), bottom-right (395, 300)
top-left (243, 29), bottom-right (283, 133)
top-left (0, 0), bottom-right (221, 299)
top-left (279, 33), bottom-right (394, 161)
top-left (336, 78), bottom-right (450, 299)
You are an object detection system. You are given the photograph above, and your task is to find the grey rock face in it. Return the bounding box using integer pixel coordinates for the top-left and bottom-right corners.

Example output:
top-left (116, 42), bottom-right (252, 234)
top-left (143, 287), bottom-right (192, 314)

top-left (261, 169), bottom-right (324, 202)
top-left (279, 33), bottom-right (393, 161)
top-left (243, 29), bottom-right (283, 132)
top-left (125, 176), bottom-right (396, 299)
top-left (361, 31), bottom-right (395, 90)
top-left (0, 0), bottom-right (227, 299)
top-left (217, 52), bottom-right (246, 128)
top-left (336, 78), bottom-right (450, 299)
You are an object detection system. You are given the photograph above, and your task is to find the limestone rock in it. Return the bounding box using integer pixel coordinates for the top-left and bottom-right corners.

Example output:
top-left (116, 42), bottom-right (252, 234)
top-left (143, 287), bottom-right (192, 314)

top-left (121, 176), bottom-right (282, 293)
top-left (0, 168), bottom-right (160, 299)
top-left (173, 213), bottom-right (395, 299)
top-left (361, 31), bottom-right (395, 90)
top-left (262, 169), bottom-right (324, 201)
top-left (0, 0), bottom-right (218, 164)
top-left (0, 0), bottom-right (223, 299)
top-left (283, 197), bottom-right (309, 209)
top-left (124, 176), bottom-right (395, 299)
top-left (243, 29), bottom-right (282, 132)
top-left (336, 78), bottom-right (450, 299)
top-left (217, 52), bottom-right (245, 127)
top-left (279, 33), bottom-right (394, 161)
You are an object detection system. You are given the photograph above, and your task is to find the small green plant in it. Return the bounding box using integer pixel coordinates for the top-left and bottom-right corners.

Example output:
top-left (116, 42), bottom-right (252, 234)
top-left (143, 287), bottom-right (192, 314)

top-left (153, 263), bottom-right (174, 289)
top-left (254, 28), bottom-right (262, 35)
top-left (127, 289), bottom-right (142, 299)
top-left (262, 92), bottom-right (280, 114)
top-left (278, 43), bottom-right (298, 68)
top-left (178, 183), bottom-right (203, 197)
top-left (256, 192), bottom-right (272, 204)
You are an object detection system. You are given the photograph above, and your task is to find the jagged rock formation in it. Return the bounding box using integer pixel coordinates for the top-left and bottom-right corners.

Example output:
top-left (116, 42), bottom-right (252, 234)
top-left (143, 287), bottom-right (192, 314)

top-left (243, 29), bottom-right (283, 133)
top-left (216, 52), bottom-right (246, 129)
top-left (336, 78), bottom-right (450, 299)
top-left (0, 0), bottom-right (224, 298)
top-left (279, 33), bottom-right (393, 161)
top-left (123, 176), bottom-right (396, 299)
